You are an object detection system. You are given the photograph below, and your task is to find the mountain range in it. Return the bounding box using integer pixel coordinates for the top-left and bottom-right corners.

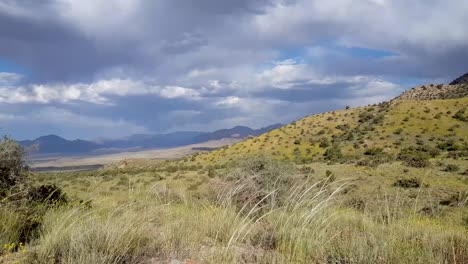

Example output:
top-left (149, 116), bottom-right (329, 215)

top-left (19, 124), bottom-right (283, 156)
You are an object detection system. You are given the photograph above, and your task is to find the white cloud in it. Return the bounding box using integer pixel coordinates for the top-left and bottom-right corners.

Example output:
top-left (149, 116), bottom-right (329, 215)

top-left (348, 77), bottom-right (403, 98)
top-left (0, 72), bottom-right (23, 85)
top-left (254, 0), bottom-right (468, 53)
top-left (0, 79), bottom-right (201, 104)
top-left (216, 96), bottom-right (240, 106)
top-left (159, 86), bottom-right (200, 99)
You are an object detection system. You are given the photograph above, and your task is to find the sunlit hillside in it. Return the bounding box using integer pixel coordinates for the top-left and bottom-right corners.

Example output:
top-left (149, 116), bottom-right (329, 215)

top-left (183, 85), bottom-right (468, 166)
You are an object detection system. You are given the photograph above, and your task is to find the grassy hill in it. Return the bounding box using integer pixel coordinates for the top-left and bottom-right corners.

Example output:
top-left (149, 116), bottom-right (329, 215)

top-left (183, 84), bottom-right (468, 166)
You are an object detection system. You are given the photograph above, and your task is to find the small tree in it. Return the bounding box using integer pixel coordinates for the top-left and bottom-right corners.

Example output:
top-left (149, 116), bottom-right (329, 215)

top-left (0, 136), bottom-right (28, 192)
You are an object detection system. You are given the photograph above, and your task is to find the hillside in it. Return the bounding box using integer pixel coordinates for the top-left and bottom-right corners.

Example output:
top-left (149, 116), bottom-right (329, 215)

top-left (183, 84), bottom-right (468, 166)
top-left (450, 72), bottom-right (468, 85)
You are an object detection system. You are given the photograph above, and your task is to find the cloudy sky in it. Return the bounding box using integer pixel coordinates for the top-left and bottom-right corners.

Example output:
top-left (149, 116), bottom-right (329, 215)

top-left (1, 0), bottom-right (467, 140)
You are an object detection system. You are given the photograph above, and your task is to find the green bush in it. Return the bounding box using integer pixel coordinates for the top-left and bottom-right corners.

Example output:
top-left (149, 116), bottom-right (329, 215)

top-left (323, 146), bottom-right (343, 161)
top-left (0, 137), bottom-right (28, 194)
top-left (437, 139), bottom-right (460, 151)
top-left (397, 147), bottom-right (434, 168)
top-left (452, 109), bottom-right (466, 122)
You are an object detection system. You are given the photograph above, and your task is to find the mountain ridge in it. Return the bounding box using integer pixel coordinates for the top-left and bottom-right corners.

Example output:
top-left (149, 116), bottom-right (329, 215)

top-left (19, 124), bottom-right (283, 155)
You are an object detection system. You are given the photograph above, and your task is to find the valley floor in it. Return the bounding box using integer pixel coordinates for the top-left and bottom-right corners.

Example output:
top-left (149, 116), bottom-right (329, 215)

top-left (28, 138), bottom-right (241, 170)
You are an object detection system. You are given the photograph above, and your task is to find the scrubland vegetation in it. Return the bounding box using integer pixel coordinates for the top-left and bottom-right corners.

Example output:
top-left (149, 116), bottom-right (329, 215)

top-left (1, 92), bottom-right (468, 263)
top-left (185, 98), bottom-right (468, 165)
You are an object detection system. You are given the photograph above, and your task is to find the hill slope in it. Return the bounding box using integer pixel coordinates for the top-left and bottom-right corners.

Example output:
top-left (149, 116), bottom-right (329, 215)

top-left (186, 84), bottom-right (468, 165)
top-left (450, 72), bottom-right (468, 85)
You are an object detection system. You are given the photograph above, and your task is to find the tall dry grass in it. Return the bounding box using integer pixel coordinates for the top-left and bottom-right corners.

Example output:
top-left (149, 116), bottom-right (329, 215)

top-left (17, 158), bottom-right (468, 263)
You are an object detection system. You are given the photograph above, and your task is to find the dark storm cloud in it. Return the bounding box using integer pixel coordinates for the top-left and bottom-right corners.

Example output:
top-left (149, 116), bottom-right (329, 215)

top-left (0, 0), bottom-right (467, 139)
top-left (0, 0), bottom-right (275, 82)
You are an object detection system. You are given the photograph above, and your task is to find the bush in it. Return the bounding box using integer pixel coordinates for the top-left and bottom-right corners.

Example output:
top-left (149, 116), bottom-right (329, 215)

top-left (364, 147), bottom-right (384, 156)
top-left (27, 184), bottom-right (68, 205)
top-left (225, 156), bottom-right (297, 209)
top-left (393, 128), bottom-right (403, 135)
top-left (393, 178), bottom-right (422, 188)
top-left (0, 137), bottom-right (28, 194)
top-left (398, 147), bottom-right (433, 168)
top-left (323, 146), bottom-right (343, 161)
top-left (319, 138), bottom-right (330, 148)
top-left (444, 164), bottom-right (460, 172)
top-left (452, 109), bottom-right (466, 122)
top-left (0, 137), bottom-right (70, 248)
top-left (437, 139), bottom-right (459, 151)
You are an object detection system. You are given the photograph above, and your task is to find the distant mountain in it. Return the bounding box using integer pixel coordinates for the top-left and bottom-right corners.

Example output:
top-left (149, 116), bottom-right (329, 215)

top-left (193, 124), bottom-right (283, 142)
top-left (100, 131), bottom-right (207, 149)
top-left (449, 72), bottom-right (468, 85)
top-left (18, 124), bottom-right (283, 155)
top-left (19, 135), bottom-right (101, 155)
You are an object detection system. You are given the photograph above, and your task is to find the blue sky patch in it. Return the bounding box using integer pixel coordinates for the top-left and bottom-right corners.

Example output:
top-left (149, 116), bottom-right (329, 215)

top-left (0, 59), bottom-right (29, 76)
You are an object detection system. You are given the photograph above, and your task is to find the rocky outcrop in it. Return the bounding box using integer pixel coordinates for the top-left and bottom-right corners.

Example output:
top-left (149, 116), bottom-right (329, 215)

top-left (450, 73), bottom-right (468, 85)
top-left (392, 83), bottom-right (468, 102)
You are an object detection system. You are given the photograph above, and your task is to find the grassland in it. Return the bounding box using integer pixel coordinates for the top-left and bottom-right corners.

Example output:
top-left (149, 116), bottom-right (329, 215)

top-left (1, 94), bottom-right (467, 263)
top-left (0, 154), bottom-right (464, 263)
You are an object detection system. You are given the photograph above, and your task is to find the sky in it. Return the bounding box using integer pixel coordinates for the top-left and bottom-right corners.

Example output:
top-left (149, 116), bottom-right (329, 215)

top-left (0, 0), bottom-right (467, 140)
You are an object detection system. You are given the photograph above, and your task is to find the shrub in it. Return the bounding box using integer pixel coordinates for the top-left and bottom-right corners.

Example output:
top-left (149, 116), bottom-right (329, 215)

top-left (397, 147), bottom-right (435, 168)
top-left (319, 138), bottom-right (330, 148)
top-left (452, 109), bottom-right (466, 122)
top-left (437, 139), bottom-right (459, 151)
top-left (207, 167), bottom-right (216, 178)
top-left (226, 156), bottom-right (297, 209)
top-left (444, 164), bottom-right (460, 172)
top-left (358, 112), bottom-right (375, 123)
top-left (393, 128), bottom-right (403, 135)
top-left (0, 137), bottom-right (28, 194)
top-left (27, 184), bottom-right (68, 205)
top-left (323, 146), bottom-right (343, 161)
top-left (393, 178), bottom-right (421, 188)
top-left (364, 147), bottom-right (384, 156)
